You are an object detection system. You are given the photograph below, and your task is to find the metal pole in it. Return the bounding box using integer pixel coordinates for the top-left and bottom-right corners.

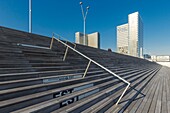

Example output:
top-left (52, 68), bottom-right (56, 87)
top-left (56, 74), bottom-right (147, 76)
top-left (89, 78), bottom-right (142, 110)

top-left (116, 83), bottom-right (130, 105)
top-left (80, 2), bottom-right (89, 46)
top-left (84, 20), bottom-right (86, 45)
top-left (29, 0), bottom-right (32, 33)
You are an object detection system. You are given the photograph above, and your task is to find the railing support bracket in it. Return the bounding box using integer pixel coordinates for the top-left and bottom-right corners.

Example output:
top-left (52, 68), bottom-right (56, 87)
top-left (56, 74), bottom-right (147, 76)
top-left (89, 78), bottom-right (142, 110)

top-left (50, 37), bottom-right (54, 49)
top-left (116, 83), bottom-right (130, 105)
top-left (83, 60), bottom-right (91, 78)
top-left (63, 46), bottom-right (69, 61)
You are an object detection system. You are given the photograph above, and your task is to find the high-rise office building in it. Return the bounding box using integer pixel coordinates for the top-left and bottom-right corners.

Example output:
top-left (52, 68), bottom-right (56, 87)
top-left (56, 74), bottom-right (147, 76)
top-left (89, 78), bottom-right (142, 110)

top-left (117, 12), bottom-right (143, 58)
top-left (117, 24), bottom-right (129, 54)
top-left (128, 12), bottom-right (143, 57)
top-left (75, 32), bottom-right (100, 48)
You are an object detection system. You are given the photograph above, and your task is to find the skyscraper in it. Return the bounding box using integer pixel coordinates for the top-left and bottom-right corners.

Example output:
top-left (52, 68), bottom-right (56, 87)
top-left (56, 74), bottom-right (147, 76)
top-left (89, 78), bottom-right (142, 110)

top-left (128, 12), bottom-right (143, 57)
top-left (117, 12), bottom-right (143, 58)
top-left (117, 24), bottom-right (129, 54)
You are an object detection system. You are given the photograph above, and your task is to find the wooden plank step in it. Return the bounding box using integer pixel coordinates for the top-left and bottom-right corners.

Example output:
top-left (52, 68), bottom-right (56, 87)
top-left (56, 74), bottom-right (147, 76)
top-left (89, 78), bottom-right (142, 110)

top-left (0, 69), bottom-right (106, 90)
top-left (11, 79), bottom-right (123, 113)
top-left (0, 66), bottom-right (102, 81)
top-left (0, 67), bottom-right (146, 91)
top-left (0, 75), bottom-right (113, 112)
top-left (0, 71), bottom-right (112, 101)
top-left (51, 68), bottom-right (155, 113)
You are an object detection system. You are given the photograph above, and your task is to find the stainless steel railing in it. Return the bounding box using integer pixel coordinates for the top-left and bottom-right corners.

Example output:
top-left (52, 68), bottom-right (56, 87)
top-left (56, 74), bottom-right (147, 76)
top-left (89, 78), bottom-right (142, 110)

top-left (50, 33), bottom-right (76, 49)
top-left (50, 33), bottom-right (130, 105)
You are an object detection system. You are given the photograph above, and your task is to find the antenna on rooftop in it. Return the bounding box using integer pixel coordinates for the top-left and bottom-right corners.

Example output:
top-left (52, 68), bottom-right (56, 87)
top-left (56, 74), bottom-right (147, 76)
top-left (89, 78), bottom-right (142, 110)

top-left (29, 0), bottom-right (32, 33)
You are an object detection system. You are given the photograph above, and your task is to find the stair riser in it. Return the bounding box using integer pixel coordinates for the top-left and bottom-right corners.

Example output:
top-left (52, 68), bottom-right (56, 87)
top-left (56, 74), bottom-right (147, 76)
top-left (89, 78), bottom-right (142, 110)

top-left (0, 67), bottom-right (102, 81)
top-left (0, 71), bottom-right (107, 101)
top-left (33, 81), bottom-right (125, 113)
top-left (0, 68), bottom-right (144, 90)
top-left (0, 69), bottom-right (35, 74)
top-left (0, 77), bottom-right (113, 112)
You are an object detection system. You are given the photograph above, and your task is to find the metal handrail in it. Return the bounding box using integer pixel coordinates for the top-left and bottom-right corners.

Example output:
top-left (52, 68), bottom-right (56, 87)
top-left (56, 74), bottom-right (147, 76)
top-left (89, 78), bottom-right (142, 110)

top-left (52, 33), bottom-right (76, 48)
top-left (50, 33), bottom-right (130, 105)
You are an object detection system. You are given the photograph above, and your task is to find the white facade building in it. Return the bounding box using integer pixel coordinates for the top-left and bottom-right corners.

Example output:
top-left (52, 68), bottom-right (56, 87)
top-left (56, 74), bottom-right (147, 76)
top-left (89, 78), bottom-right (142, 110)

top-left (88, 32), bottom-right (100, 48)
top-left (128, 12), bottom-right (143, 57)
top-left (117, 24), bottom-right (129, 54)
top-left (75, 32), bottom-right (88, 45)
top-left (117, 12), bottom-right (143, 58)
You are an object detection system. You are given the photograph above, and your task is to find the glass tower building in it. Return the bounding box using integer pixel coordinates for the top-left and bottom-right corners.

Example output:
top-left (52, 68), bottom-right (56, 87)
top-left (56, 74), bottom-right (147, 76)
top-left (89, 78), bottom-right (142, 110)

top-left (117, 24), bottom-right (129, 54)
top-left (128, 12), bottom-right (143, 57)
top-left (117, 12), bottom-right (143, 58)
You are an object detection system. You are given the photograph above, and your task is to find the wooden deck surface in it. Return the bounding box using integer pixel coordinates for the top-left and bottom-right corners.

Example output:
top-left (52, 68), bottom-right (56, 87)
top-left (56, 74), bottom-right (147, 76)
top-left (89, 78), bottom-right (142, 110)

top-left (120, 66), bottom-right (170, 113)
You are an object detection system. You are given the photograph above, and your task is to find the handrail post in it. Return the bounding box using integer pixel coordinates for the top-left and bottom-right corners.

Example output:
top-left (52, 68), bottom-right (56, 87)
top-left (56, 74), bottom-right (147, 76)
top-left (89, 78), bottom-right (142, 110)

top-left (63, 46), bottom-right (69, 61)
top-left (83, 60), bottom-right (91, 78)
top-left (74, 44), bottom-right (76, 49)
top-left (50, 37), bottom-right (54, 49)
top-left (116, 83), bottom-right (130, 105)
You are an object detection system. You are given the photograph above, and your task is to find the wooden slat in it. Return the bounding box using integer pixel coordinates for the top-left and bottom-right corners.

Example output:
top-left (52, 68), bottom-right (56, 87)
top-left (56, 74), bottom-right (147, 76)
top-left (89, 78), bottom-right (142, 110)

top-left (165, 67), bottom-right (170, 113)
top-left (141, 77), bottom-right (159, 113)
top-left (127, 68), bottom-right (160, 113)
top-left (154, 76), bottom-right (163, 113)
top-left (161, 76), bottom-right (168, 113)
top-left (104, 69), bottom-right (156, 113)
top-left (148, 78), bottom-right (161, 113)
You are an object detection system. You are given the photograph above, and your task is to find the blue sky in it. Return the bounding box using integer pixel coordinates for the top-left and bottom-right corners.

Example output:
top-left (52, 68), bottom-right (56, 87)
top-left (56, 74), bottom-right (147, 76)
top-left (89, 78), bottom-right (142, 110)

top-left (0, 0), bottom-right (170, 55)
